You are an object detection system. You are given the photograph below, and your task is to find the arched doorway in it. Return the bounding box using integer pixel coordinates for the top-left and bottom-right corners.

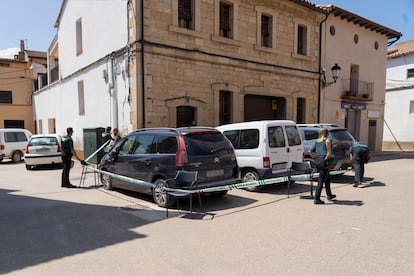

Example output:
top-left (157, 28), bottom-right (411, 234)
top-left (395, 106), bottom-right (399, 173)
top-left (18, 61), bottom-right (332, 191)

top-left (176, 106), bottom-right (196, 127)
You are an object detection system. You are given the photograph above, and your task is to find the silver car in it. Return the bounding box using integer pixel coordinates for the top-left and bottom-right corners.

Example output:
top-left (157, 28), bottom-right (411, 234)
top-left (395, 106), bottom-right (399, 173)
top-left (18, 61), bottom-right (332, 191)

top-left (299, 126), bottom-right (355, 170)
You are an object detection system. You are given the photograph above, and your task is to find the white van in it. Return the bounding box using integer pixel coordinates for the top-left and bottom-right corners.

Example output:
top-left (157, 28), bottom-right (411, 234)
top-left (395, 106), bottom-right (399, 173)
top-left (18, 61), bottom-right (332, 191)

top-left (216, 120), bottom-right (303, 191)
top-left (0, 128), bottom-right (33, 162)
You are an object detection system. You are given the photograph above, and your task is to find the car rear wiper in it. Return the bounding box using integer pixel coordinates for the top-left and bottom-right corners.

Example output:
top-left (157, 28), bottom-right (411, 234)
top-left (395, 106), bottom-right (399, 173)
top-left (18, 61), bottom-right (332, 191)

top-left (210, 147), bottom-right (227, 154)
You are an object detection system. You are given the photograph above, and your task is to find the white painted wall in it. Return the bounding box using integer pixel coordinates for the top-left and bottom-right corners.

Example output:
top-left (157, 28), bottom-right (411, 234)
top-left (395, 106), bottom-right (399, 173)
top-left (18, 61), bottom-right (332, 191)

top-left (32, 0), bottom-right (132, 153)
top-left (384, 52), bottom-right (414, 143)
top-left (57, 0), bottom-right (128, 77)
top-left (320, 14), bottom-right (389, 149)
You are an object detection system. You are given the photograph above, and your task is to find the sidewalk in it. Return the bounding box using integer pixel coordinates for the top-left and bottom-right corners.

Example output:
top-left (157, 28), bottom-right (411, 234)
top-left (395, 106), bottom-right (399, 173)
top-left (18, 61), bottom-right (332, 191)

top-left (370, 150), bottom-right (414, 161)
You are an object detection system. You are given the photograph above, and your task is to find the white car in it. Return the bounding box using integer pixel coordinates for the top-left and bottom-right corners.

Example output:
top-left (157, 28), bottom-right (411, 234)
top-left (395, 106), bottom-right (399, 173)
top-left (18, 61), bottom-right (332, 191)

top-left (216, 120), bottom-right (304, 191)
top-left (0, 128), bottom-right (32, 162)
top-left (24, 134), bottom-right (62, 170)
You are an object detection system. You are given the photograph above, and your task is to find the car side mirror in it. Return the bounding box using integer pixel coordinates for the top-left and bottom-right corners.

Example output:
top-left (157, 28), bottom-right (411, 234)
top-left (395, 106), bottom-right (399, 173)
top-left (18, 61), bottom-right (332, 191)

top-left (110, 151), bottom-right (118, 159)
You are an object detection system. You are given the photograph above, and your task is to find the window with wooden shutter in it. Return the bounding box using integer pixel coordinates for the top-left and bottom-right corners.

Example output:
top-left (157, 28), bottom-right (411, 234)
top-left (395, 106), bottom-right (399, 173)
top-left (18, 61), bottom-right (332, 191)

top-left (219, 90), bottom-right (232, 125)
top-left (297, 25), bottom-right (307, 55)
top-left (178, 0), bottom-right (193, 29)
top-left (220, 2), bottom-right (232, 38)
top-left (261, 14), bottom-right (272, 48)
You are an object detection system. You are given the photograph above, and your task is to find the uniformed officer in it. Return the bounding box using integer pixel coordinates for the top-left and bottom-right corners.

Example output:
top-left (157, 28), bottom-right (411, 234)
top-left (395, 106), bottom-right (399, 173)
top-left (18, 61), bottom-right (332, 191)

top-left (350, 141), bottom-right (370, 187)
top-left (61, 127), bottom-right (84, 188)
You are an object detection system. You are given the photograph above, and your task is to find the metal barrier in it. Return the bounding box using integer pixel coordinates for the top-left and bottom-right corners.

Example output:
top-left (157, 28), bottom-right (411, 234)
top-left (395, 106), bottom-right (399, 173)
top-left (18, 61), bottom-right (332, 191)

top-left (81, 164), bottom-right (348, 194)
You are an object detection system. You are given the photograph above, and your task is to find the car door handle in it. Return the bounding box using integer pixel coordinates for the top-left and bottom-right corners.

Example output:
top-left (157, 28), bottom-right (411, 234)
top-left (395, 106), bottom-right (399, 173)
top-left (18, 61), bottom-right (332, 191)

top-left (144, 160), bottom-right (151, 166)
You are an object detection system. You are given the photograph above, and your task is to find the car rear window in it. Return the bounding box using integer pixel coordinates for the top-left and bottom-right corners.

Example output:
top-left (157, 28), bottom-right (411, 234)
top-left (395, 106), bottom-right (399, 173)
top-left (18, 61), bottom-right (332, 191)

top-left (184, 132), bottom-right (231, 155)
top-left (303, 130), bottom-right (319, 140)
top-left (330, 130), bottom-right (354, 141)
top-left (28, 137), bottom-right (58, 146)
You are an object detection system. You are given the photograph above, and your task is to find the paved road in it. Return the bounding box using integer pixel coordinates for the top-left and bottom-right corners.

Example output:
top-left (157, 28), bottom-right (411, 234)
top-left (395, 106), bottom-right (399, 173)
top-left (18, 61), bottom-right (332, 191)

top-left (1, 153), bottom-right (413, 275)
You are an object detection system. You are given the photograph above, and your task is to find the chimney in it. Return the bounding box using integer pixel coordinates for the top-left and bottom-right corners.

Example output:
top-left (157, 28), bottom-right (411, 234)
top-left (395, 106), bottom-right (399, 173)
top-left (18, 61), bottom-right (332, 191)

top-left (18, 40), bottom-right (26, 61)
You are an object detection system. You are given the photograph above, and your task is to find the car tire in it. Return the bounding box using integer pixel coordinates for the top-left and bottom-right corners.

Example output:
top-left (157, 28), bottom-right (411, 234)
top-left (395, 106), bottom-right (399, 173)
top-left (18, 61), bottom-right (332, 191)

top-left (242, 170), bottom-right (260, 192)
top-left (101, 172), bottom-right (113, 190)
top-left (152, 178), bottom-right (176, 208)
top-left (25, 164), bottom-right (32, 170)
top-left (11, 151), bottom-right (22, 163)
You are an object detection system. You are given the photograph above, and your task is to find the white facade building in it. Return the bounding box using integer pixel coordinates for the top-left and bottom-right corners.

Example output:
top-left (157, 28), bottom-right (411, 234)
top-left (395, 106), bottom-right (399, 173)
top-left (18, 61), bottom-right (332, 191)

top-left (32, 0), bottom-right (132, 155)
top-left (318, 5), bottom-right (401, 151)
top-left (384, 40), bottom-right (414, 151)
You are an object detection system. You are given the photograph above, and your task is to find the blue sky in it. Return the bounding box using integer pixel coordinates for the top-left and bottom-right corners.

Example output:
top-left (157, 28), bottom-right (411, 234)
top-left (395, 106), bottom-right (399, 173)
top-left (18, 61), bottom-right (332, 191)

top-left (0, 0), bottom-right (413, 58)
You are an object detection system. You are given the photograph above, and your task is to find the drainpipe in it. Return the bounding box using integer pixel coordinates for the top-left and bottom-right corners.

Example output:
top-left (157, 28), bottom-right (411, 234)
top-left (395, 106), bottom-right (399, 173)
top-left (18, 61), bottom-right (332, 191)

top-left (140, 0), bottom-right (145, 128)
top-left (317, 12), bottom-right (328, 123)
top-left (110, 54), bottom-right (119, 129)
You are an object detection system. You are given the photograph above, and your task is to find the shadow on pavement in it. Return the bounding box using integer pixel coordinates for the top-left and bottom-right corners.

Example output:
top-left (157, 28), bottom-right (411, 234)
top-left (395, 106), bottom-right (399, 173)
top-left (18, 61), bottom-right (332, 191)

top-left (331, 199), bottom-right (364, 206)
top-left (369, 152), bottom-right (414, 163)
top-left (359, 181), bottom-right (386, 188)
top-left (111, 188), bottom-right (258, 220)
top-left (0, 188), bottom-right (152, 274)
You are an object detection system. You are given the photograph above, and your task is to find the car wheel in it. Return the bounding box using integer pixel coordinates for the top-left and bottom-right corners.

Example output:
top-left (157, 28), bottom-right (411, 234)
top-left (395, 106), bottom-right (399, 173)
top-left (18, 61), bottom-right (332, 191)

top-left (25, 164), bottom-right (32, 170)
top-left (152, 178), bottom-right (176, 208)
top-left (11, 151), bottom-right (22, 163)
top-left (101, 172), bottom-right (113, 190)
top-left (242, 170), bottom-right (260, 192)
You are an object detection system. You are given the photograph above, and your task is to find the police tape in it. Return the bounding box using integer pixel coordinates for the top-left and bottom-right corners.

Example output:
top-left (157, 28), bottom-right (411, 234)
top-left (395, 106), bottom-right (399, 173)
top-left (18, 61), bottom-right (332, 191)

top-left (82, 164), bottom-right (348, 194)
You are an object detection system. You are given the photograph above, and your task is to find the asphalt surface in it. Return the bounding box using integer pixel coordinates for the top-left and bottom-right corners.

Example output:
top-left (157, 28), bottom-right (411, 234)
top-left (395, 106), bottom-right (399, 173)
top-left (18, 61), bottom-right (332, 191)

top-left (0, 152), bottom-right (413, 275)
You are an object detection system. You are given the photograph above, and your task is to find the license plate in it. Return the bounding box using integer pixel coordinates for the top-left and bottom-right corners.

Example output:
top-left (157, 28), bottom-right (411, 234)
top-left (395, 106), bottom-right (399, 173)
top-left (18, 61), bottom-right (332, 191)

top-left (207, 169), bottom-right (224, 177)
top-left (36, 148), bottom-right (50, 152)
top-left (272, 163), bottom-right (286, 170)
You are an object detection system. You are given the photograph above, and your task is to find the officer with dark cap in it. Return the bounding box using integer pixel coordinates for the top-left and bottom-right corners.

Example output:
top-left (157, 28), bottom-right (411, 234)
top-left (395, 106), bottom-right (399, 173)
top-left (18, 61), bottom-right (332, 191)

top-left (61, 127), bottom-right (85, 188)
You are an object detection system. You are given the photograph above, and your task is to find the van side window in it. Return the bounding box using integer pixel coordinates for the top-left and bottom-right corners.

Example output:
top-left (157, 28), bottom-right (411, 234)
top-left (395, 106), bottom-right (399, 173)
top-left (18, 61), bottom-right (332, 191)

top-left (268, 126), bottom-right (285, 148)
top-left (239, 129), bottom-right (259, 149)
top-left (155, 136), bottom-right (177, 154)
top-left (223, 129), bottom-right (259, 149)
top-left (286, 126), bottom-right (302, 146)
top-left (4, 131), bottom-right (28, 142)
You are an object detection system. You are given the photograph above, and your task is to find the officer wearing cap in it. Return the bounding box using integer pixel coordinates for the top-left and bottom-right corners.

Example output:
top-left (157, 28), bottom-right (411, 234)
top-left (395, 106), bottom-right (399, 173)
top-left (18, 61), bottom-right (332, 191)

top-left (61, 127), bottom-right (85, 188)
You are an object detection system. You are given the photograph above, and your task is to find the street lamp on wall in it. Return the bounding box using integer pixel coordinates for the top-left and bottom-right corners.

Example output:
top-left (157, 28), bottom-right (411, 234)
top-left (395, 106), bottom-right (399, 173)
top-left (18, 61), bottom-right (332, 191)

top-left (321, 63), bottom-right (341, 87)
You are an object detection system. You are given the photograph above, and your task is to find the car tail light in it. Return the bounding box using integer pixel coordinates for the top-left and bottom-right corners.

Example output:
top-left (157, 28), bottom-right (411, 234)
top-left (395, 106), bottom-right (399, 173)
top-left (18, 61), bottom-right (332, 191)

top-left (25, 144), bottom-right (29, 153)
top-left (57, 143), bottom-right (61, 152)
top-left (263, 156), bottom-right (270, 168)
top-left (1, 144), bottom-right (4, 150)
top-left (176, 135), bottom-right (188, 166)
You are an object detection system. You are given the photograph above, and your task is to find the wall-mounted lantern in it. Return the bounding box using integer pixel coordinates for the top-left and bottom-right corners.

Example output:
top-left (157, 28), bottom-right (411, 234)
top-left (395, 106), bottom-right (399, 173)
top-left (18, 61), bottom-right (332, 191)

top-left (321, 63), bottom-right (341, 87)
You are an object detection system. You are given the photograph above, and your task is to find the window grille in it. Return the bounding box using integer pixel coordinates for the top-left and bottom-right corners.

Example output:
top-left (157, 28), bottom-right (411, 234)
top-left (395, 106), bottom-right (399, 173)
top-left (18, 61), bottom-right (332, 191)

top-left (178, 0), bottom-right (192, 21)
top-left (261, 15), bottom-right (269, 36)
top-left (0, 91), bottom-right (12, 104)
top-left (220, 2), bottom-right (231, 37)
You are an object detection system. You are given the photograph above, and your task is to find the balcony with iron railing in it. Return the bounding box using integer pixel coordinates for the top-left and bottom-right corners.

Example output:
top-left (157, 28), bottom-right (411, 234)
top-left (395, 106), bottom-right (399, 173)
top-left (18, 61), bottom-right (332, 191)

top-left (341, 79), bottom-right (374, 101)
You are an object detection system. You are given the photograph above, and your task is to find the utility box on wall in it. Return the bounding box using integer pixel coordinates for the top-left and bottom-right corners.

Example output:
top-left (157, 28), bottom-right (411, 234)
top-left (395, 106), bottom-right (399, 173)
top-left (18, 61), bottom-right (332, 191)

top-left (83, 127), bottom-right (105, 164)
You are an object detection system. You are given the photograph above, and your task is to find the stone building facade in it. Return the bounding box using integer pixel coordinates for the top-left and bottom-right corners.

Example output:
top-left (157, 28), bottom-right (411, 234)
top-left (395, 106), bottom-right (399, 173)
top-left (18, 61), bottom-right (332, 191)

top-left (128, 0), bottom-right (324, 129)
